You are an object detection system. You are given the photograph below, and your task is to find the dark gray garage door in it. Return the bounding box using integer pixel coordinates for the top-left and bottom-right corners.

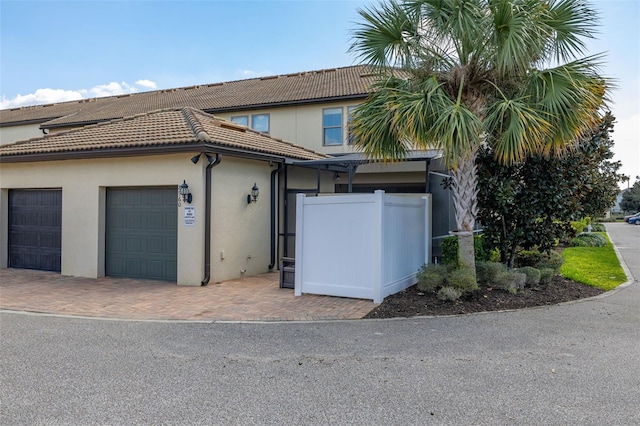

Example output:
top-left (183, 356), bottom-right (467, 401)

top-left (106, 187), bottom-right (177, 281)
top-left (8, 189), bottom-right (62, 272)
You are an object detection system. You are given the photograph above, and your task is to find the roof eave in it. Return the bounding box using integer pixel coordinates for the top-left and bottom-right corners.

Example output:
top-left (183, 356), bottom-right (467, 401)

top-left (0, 142), bottom-right (320, 164)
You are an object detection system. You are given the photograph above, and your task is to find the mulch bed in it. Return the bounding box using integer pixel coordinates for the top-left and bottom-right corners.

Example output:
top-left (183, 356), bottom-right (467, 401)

top-left (364, 275), bottom-right (604, 318)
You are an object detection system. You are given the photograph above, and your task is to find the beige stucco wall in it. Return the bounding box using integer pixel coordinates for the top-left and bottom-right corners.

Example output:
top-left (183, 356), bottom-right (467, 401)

top-left (216, 101), bottom-right (362, 156)
top-left (0, 124), bottom-right (43, 145)
top-left (207, 157), bottom-right (274, 282)
top-left (0, 153), bottom-right (278, 285)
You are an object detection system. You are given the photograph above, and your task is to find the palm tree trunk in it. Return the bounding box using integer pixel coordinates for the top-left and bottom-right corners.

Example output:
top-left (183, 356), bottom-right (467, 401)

top-left (450, 147), bottom-right (479, 277)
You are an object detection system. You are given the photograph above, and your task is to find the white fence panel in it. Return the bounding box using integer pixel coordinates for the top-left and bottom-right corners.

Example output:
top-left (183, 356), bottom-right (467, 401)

top-left (381, 195), bottom-right (430, 299)
top-left (295, 191), bottom-right (430, 303)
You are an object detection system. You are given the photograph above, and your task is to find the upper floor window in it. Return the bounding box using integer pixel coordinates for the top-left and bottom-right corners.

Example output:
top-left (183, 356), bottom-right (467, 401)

top-left (251, 114), bottom-right (270, 133)
top-left (231, 115), bottom-right (248, 126)
top-left (230, 114), bottom-right (269, 133)
top-left (323, 107), bottom-right (343, 146)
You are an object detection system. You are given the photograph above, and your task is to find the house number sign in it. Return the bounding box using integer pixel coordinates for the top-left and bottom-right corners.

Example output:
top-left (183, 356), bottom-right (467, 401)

top-left (184, 206), bottom-right (195, 227)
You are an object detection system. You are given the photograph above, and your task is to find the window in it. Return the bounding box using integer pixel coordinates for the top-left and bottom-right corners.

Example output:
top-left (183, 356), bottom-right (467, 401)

top-left (230, 115), bottom-right (248, 126)
top-left (251, 114), bottom-right (270, 133)
top-left (323, 107), bottom-right (343, 146)
top-left (347, 106), bottom-right (357, 145)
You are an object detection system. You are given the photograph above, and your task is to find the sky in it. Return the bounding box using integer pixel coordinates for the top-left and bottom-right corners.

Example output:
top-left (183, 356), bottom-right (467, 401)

top-left (1, 0), bottom-right (638, 185)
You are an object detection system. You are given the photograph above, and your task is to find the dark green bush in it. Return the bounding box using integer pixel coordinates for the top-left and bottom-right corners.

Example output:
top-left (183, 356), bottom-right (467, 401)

top-left (416, 264), bottom-right (447, 292)
top-left (441, 235), bottom-right (489, 266)
top-left (570, 233), bottom-right (607, 247)
top-left (515, 250), bottom-right (564, 272)
top-left (516, 266), bottom-right (541, 287)
top-left (539, 268), bottom-right (555, 285)
top-left (476, 261), bottom-right (506, 285)
top-left (591, 223), bottom-right (606, 232)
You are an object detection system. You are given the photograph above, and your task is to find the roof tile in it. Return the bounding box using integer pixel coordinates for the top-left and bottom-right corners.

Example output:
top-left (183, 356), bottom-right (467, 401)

top-left (1, 65), bottom-right (375, 127)
top-left (0, 107), bottom-right (327, 161)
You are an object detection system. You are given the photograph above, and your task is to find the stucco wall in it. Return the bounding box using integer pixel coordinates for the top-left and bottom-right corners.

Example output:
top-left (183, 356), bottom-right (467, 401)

top-left (0, 153), bottom-right (277, 285)
top-left (0, 124), bottom-right (43, 145)
top-left (208, 157), bottom-right (273, 282)
top-left (215, 101), bottom-right (361, 156)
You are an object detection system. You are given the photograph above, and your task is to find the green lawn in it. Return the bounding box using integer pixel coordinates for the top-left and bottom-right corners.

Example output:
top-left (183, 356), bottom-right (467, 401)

top-left (560, 233), bottom-right (627, 291)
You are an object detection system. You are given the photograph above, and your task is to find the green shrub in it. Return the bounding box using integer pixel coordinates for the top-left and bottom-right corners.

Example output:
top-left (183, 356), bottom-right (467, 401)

top-left (493, 270), bottom-right (527, 294)
top-left (591, 223), bottom-right (606, 232)
top-left (570, 218), bottom-right (589, 235)
top-left (539, 267), bottom-right (555, 285)
top-left (476, 261), bottom-right (506, 285)
top-left (437, 286), bottom-right (462, 301)
top-left (446, 267), bottom-right (479, 294)
top-left (416, 264), bottom-right (447, 292)
top-left (516, 266), bottom-right (541, 287)
top-left (570, 233), bottom-right (607, 247)
top-left (515, 250), bottom-right (564, 272)
top-left (441, 235), bottom-right (489, 266)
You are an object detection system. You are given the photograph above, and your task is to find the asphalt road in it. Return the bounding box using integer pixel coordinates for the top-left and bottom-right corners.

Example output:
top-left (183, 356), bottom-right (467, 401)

top-left (1, 224), bottom-right (638, 425)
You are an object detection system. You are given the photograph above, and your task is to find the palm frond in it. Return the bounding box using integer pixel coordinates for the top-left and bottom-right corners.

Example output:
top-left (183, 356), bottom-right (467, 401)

top-left (543, 0), bottom-right (599, 63)
top-left (486, 96), bottom-right (551, 164)
top-left (350, 78), bottom-right (415, 161)
top-left (350, 1), bottom-right (420, 69)
top-left (524, 54), bottom-right (607, 155)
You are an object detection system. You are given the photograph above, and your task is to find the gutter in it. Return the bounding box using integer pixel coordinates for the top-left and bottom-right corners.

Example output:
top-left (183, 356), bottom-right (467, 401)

top-left (268, 162), bottom-right (286, 269)
top-left (201, 153), bottom-right (222, 286)
top-left (0, 143), bottom-right (310, 164)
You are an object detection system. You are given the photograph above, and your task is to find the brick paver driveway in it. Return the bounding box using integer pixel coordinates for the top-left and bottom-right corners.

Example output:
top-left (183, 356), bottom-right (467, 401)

top-left (0, 269), bottom-right (375, 321)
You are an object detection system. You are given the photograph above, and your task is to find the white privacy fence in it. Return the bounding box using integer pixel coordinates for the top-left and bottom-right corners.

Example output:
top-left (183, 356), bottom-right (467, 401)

top-left (294, 191), bottom-right (431, 303)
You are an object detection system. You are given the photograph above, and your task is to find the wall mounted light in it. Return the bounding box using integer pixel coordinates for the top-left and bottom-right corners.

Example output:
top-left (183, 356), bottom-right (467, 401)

top-left (179, 180), bottom-right (192, 204)
top-left (247, 183), bottom-right (259, 204)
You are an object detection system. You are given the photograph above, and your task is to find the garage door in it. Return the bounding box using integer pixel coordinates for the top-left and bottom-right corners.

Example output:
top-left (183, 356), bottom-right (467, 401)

top-left (106, 187), bottom-right (177, 281)
top-left (8, 189), bottom-right (62, 272)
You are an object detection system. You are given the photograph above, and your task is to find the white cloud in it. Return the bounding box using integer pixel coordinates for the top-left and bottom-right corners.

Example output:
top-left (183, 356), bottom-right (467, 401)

top-left (136, 79), bottom-right (157, 89)
top-left (238, 69), bottom-right (272, 78)
top-left (84, 81), bottom-right (137, 98)
top-left (1, 79), bottom-right (157, 109)
top-left (0, 88), bottom-right (84, 109)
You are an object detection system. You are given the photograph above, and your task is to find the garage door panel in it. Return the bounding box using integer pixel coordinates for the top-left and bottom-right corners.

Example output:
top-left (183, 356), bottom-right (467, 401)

top-left (125, 236), bottom-right (143, 253)
top-left (165, 237), bottom-right (177, 255)
top-left (9, 189), bottom-right (62, 272)
top-left (106, 187), bottom-right (177, 281)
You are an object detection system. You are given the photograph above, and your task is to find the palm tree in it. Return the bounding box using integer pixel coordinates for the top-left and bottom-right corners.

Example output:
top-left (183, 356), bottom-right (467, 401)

top-left (350, 0), bottom-right (607, 275)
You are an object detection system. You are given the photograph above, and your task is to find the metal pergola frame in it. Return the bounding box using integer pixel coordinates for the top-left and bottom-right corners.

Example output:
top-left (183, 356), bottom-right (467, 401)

top-left (290, 149), bottom-right (443, 193)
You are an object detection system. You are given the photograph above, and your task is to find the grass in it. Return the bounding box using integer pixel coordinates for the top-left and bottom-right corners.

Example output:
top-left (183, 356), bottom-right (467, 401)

top-left (560, 232), bottom-right (627, 291)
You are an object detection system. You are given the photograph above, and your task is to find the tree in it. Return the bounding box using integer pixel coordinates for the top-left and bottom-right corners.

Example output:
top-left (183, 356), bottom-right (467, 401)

top-left (621, 180), bottom-right (640, 213)
top-left (349, 0), bottom-right (607, 277)
top-left (477, 113), bottom-right (623, 266)
top-left (571, 112), bottom-right (623, 218)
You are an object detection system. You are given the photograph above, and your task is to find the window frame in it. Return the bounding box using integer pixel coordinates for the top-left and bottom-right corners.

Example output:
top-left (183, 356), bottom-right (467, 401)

top-left (251, 113), bottom-right (270, 134)
top-left (322, 107), bottom-right (343, 146)
top-left (230, 115), bottom-right (249, 126)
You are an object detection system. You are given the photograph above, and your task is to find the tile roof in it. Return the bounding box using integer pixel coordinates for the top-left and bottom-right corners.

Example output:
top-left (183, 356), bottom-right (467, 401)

top-left (0, 107), bottom-right (328, 162)
top-left (1, 65), bottom-right (378, 128)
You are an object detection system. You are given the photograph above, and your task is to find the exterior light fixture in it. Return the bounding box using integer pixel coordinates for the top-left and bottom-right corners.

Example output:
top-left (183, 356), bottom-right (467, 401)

top-left (179, 180), bottom-right (192, 204)
top-left (247, 183), bottom-right (259, 204)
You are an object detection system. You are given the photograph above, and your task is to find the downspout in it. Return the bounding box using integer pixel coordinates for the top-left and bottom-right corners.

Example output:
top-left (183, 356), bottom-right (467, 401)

top-left (425, 158), bottom-right (431, 193)
top-left (268, 162), bottom-right (286, 269)
top-left (201, 153), bottom-right (222, 286)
